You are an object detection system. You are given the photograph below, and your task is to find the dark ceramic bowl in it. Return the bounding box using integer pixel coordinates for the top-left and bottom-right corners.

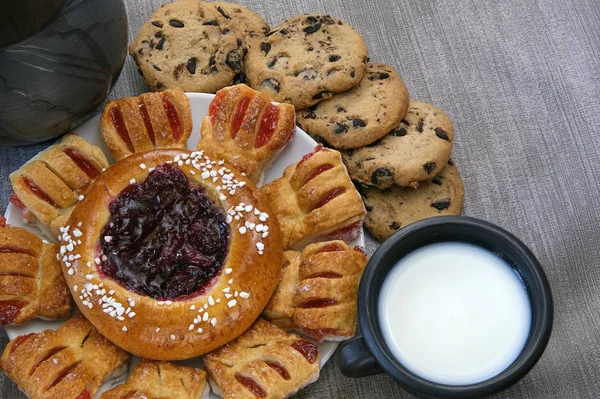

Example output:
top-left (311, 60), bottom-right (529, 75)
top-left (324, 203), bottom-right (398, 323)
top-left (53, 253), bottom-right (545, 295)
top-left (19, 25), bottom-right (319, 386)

top-left (338, 216), bottom-right (553, 399)
top-left (0, 0), bottom-right (128, 145)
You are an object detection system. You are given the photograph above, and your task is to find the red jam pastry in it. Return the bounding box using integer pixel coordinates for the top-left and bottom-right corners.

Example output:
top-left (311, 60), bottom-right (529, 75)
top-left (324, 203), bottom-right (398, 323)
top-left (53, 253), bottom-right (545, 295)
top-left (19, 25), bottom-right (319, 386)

top-left (263, 241), bottom-right (368, 341)
top-left (9, 133), bottom-right (109, 237)
top-left (0, 314), bottom-right (129, 399)
top-left (101, 88), bottom-right (193, 161)
top-left (100, 359), bottom-right (208, 399)
top-left (0, 225), bottom-right (71, 325)
top-left (61, 149), bottom-right (283, 360)
top-left (203, 318), bottom-right (319, 399)
top-left (197, 84), bottom-right (295, 184)
top-left (260, 145), bottom-right (366, 249)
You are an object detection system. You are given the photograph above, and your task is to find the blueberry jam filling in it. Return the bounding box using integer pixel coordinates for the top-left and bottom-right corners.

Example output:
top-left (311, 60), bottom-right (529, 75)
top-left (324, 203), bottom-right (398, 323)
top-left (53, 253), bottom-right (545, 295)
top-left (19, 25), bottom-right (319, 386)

top-left (99, 164), bottom-right (229, 299)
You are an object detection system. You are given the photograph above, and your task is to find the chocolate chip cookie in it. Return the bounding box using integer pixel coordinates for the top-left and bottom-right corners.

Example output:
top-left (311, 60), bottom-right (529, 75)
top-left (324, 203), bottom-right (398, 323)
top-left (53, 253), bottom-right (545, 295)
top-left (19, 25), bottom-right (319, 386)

top-left (245, 14), bottom-right (369, 110)
top-left (129, 0), bottom-right (269, 93)
top-left (362, 161), bottom-right (464, 241)
top-left (296, 63), bottom-right (409, 149)
top-left (342, 100), bottom-right (454, 188)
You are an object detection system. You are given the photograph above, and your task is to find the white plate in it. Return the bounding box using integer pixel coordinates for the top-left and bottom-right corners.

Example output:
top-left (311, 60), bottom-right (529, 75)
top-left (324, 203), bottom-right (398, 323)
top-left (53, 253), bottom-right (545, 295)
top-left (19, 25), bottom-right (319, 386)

top-left (4, 93), bottom-right (365, 397)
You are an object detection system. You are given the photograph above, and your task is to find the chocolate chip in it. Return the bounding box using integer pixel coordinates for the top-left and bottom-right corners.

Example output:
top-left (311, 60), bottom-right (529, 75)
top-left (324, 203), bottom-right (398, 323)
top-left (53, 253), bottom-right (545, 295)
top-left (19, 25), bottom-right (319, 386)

top-left (303, 104), bottom-right (318, 119)
top-left (296, 68), bottom-right (317, 80)
top-left (208, 56), bottom-right (216, 66)
top-left (151, 21), bottom-right (163, 28)
top-left (137, 48), bottom-right (143, 55)
top-left (329, 55), bottom-right (341, 62)
top-left (312, 91), bottom-right (330, 100)
top-left (435, 128), bottom-right (450, 141)
top-left (350, 71), bottom-right (355, 78)
top-left (260, 42), bottom-right (271, 55)
top-left (333, 123), bottom-right (348, 134)
top-left (364, 56), bottom-right (370, 64)
top-left (233, 72), bottom-right (247, 84)
top-left (210, 65), bottom-right (218, 73)
top-left (279, 28), bottom-right (289, 35)
top-left (431, 199), bottom-right (451, 211)
top-left (304, 23), bottom-right (322, 34)
top-left (368, 72), bottom-right (390, 80)
top-left (371, 168), bottom-right (394, 185)
top-left (308, 46), bottom-right (314, 51)
top-left (365, 205), bottom-right (373, 212)
top-left (156, 82), bottom-right (164, 89)
top-left (400, 119), bottom-right (409, 126)
top-left (268, 55), bottom-right (286, 68)
top-left (390, 221), bottom-right (400, 230)
top-left (390, 127), bottom-right (407, 136)
top-left (203, 20), bottom-right (219, 26)
top-left (236, 38), bottom-right (242, 47)
top-left (266, 30), bottom-right (278, 36)
top-left (259, 78), bottom-right (280, 93)
top-left (222, 28), bottom-right (230, 34)
top-left (423, 162), bottom-right (436, 174)
top-left (173, 63), bottom-right (184, 79)
top-left (337, 106), bottom-right (346, 113)
top-left (152, 64), bottom-right (161, 71)
top-left (352, 118), bottom-right (366, 128)
top-left (306, 16), bottom-right (318, 24)
top-left (156, 38), bottom-right (166, 50)
top-left (148, 40), bottom-right (155, 50)
top-left (432, 177), bottom-right (443, 185)
top-left (416, 119), bottom-right (424, 132)
top-left (154, 31), bottom-right (162, 38)
top-left (169, 19), bottom-right (184, 28)
top-left (448, 159), bottom-right (455, 166)
top-left (187, 58), bottom-right (197, 74)
top-left (217, 6), bottom-right (231, 19)
top-left (226, 49), bottom-right (243, 71)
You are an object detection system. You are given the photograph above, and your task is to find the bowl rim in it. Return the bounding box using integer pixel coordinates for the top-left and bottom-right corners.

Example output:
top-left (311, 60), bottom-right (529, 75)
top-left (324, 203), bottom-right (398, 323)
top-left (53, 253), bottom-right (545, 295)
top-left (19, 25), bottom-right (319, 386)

top-left (358, 215), bottom-right (554, 398)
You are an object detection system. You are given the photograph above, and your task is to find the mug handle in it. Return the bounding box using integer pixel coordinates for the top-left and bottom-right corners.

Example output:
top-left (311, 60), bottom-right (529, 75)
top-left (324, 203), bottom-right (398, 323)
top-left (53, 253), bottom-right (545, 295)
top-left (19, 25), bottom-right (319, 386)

top-left (337, 336), bottom-right (384, 377)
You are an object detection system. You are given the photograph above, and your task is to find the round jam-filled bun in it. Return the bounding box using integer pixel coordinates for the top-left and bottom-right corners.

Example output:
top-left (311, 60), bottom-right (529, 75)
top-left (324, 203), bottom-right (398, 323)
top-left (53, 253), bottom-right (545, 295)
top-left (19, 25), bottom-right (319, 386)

top-left (59, 149), bottom-right (283, 360)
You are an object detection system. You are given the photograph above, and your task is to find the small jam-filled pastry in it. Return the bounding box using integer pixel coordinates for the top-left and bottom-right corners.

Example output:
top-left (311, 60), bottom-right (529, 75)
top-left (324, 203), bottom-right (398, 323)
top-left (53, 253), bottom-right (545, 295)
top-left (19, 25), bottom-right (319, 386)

top-left (0, 314), bottom-right (129, 399)
top-left (101, 359), bottom-right (209, 399)
top-left (260, 145), bottom-right (366, 249)
top-left (263, 241), bottom-right (367, 341)
top-left (101, 88), bottom-right (193, 160)
top-left (0, 225), bottom-right (71, 325)
top-left (9, 133), bottom-right (109, 237)
top-left (197, 84), bottom-right (295, 184)
top-left (204, 318), bottom-right (319, 399)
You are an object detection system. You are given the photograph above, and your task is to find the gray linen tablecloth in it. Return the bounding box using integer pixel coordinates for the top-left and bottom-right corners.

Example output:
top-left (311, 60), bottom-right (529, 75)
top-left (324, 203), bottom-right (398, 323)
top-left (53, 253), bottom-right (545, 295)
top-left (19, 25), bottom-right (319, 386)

top-left (2, 0), bottom-right (600, 397)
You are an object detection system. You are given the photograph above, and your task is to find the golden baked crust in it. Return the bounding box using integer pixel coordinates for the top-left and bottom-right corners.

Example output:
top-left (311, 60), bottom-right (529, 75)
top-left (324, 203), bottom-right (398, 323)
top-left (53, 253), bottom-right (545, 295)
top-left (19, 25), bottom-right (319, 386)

top-left (0, 314), bottom-right (129, 399)
top-left (9, 133), bottom-right (109, 237)
top-left (100, 359), bottom-right (208, 399)
top-left (263, 241), bottom-right (367, 341)
top-left (204, 318), bottom-right (319, 399)
top-left (0, 225), bottom-right (71, 325)
top-left (197, 84), bottom-right (296, 184)
top-left (60, 149), bottom-right (283, 360)
top-left (260, 145), bottom-right (366, 249)
top-left (101, 88), bottom-right (193, 161)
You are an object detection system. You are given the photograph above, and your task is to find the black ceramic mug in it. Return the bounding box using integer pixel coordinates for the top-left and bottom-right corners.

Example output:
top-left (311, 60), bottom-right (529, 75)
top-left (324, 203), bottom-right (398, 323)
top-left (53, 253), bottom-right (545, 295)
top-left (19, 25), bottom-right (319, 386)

top-left (338, 216), bottom-right (553, 399)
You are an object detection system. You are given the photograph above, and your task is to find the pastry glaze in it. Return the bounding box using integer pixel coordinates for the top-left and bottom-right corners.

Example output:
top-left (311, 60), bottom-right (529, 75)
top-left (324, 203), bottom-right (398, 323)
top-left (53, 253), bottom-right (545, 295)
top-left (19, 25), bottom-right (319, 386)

top-left (197, 84), bottom-right (296, 185)
top-left (0, 315), bottom-right (129, 399)
top-left (60, 149), bottom-right (283, 360)
top-left (0, 226), bottom-right (71, 325)
top-left (100, 88), bottom-right (193, 161)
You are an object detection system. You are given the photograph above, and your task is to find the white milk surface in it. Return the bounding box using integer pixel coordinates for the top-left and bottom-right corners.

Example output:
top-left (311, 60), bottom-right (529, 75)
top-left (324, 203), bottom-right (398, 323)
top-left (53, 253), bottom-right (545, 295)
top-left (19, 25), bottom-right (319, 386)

top-left (378, 242), bottom-right (531, 385)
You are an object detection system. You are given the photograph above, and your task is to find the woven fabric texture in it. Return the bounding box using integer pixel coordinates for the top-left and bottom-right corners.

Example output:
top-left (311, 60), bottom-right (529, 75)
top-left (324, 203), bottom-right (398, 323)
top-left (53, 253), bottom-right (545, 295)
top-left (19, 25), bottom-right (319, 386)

top-left (1, 0), bottom-right (600, 397)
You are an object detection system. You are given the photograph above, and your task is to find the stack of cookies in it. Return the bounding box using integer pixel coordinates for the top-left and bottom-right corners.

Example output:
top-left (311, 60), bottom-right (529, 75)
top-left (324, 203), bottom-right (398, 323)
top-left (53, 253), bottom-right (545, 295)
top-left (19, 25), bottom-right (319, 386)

top-left (129, 0), bottom-right (464, 242)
